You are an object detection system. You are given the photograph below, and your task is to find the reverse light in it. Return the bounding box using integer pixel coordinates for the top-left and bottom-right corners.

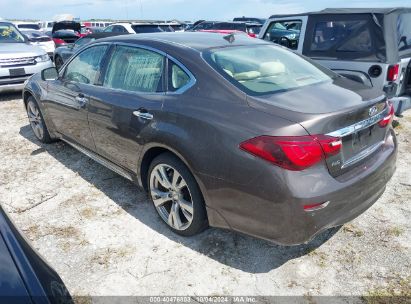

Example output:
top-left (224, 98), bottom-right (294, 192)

top-left (239, 135), bottom-right (342, 171)
top-left (379, 102), bottom-right (395, 127)
top-left (387, 64), bottom-right (399, 81)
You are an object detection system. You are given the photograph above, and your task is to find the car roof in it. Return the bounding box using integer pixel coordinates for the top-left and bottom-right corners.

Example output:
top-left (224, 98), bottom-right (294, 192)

top-left (269, 7), bottom-right (411, 18)
top-left (97, 32), bottom-right (268, 52)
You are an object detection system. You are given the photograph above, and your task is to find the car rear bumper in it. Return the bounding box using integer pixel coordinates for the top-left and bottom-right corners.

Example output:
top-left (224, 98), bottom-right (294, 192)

top-left (203, 129), bottom-right (397, 245)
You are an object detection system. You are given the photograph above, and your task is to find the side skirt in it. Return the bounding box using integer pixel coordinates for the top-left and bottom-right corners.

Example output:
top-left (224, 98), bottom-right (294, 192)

top-left (62, 138), bottom-right (136, 182)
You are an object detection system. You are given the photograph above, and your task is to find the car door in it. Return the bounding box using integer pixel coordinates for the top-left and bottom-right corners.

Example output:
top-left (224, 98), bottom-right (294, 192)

top-left (87, 44), bottom-right (165, 171)
top-left (44, 44), bottom-right (110, 151)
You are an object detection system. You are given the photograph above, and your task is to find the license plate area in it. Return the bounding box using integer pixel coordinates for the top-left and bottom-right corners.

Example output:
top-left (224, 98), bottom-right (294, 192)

top-left (9, 68), bottom-right (25, 77)
top-left (341, 124), bottom-right (385, 168)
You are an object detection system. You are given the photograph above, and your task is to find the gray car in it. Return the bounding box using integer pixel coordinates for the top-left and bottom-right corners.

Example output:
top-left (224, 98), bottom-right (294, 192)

top-left (23, 33), bottom-right (397, 245)
top-left (0, 22), bottom-right (53, 93)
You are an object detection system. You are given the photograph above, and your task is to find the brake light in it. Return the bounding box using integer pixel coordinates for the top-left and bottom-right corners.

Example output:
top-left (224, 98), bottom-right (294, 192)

top-left (387, 64), bottom-right (399, 81)
top-left (248, 33), bottom-right (257, 38)
top-left (53, 38), bottom-right (66, 45)
top-left (239, 135), bottom-right (342, 171)
top-left (379, 102), bottom-right (395, 127)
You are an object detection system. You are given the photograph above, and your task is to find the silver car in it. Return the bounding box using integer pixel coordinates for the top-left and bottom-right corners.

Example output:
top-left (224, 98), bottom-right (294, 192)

top-left (0, 21), bottom-right (53, 93)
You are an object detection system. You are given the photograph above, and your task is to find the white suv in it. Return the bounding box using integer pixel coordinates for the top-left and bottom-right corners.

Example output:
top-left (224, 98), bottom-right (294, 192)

top-left (0, 22), bottom-right (53, 93)
top-left (103, 22), bottom-right (174, 34)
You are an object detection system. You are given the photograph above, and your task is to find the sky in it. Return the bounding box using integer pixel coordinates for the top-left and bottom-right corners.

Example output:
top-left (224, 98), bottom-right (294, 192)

top-left (1, 0), bottom-right (411, 21)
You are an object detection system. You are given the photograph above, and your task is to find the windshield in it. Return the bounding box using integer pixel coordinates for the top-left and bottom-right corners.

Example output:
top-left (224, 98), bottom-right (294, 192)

top-left (0, 23), bottom-right (25, 43)
top-left (205, 45), bottom-right (332, 95)
top-left (75, 37), bottom-right (93, 48)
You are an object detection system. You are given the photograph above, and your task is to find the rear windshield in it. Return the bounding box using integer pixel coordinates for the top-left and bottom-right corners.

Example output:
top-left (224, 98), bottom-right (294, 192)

top-left (17, 24), bottom-right (40, 30)
top-left (132, 25), bottom-right (163, 33)
top-left (205, 45), bottom-right (331, 96)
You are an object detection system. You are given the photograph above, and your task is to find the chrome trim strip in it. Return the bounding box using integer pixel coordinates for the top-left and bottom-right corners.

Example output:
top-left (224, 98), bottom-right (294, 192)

top-left (341, 141), bottom-right (384, 169)
top-left (326, 109), bottom-right (387, 138)
top-left (62, 139), bottom-right (134, 181)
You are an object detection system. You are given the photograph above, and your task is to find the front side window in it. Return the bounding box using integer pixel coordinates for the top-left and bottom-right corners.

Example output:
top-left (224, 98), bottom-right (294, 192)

top-left (103, 25), bottom-right (114, 32)
top-left (103, 46), bottom-right (164, 93)
top-left (64, 45), bottom-right (108, 84)
top-left (168, 61), bottom-right (191, 92)
top-left (263, 20), bottom-right (302, 50)
top-left (205, 45), bottom-right (331, 96)
top-left (398, 13), bottom-right (411, 52)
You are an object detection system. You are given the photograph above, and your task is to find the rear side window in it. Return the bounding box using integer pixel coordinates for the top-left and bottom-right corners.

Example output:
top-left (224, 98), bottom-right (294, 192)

top-left (132, 25), bottom-right (163, 33)
top-left (263, 20), bottom-right (302, 50)
top-left (168, 60), bottom-right (191, 92)
top-left (64, 45), bottom-right (108, 85)
top-left (103, 46), bottom-right (164, 93)
top-left (398, 13), bottom-right (411, 52)
top-left (310, 20), bottom-right (371, 52)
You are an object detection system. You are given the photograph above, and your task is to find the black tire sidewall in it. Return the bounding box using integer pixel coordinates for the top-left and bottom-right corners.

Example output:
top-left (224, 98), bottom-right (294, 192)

top-left (27, 97), bottom-right (52, 143)
top-left (147, 153), bottom-right (208, 236)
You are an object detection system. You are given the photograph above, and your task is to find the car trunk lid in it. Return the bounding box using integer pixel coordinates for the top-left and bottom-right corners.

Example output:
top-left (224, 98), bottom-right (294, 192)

top-left (247, 77), bottom-right (390, 177)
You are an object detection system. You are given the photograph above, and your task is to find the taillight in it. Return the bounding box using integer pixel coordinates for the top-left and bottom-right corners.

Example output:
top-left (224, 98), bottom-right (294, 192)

top-left (53, 38), bottom-right (66, 45)
top-left (248, 33), bottom-right (257, 38)
top-left (239, 135), bottom-right (342, 171)
top-left (379, 102), bottom-right (395, 127)
top-left (387, 64), bottom-right (399, 81)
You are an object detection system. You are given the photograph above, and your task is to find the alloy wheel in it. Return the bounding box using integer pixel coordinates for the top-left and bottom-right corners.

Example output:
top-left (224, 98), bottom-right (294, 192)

top-left (27, 101), bottom-right (44, 140)
top-left (149, 164), bottom-right (194, 230)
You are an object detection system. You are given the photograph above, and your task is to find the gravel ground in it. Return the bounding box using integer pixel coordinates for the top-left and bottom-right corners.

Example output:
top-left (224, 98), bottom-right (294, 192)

top-left (0, 92), bottom-right (410, 301)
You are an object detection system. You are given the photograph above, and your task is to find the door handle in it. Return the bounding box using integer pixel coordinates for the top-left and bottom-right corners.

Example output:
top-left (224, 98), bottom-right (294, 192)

top-left (75, 94), bottom-right (88, 108)
top-left (133, 109), bottom-right (153, 120)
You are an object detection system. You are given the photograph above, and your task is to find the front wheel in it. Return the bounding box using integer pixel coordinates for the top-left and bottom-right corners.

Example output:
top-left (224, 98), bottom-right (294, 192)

top-left (26, 97), bottom-right (53, 143)
top-left (148, 153), bottom-right (208, 236)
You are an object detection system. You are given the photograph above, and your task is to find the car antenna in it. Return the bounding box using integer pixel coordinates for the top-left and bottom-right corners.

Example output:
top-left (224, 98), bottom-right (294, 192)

top-left (223, 33), bottom-right (235, 43)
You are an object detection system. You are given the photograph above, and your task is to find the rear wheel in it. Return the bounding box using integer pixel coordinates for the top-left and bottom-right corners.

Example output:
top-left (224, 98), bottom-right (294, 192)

top-left (26, 97), bottom-right (52, 143)
top-left (148, 153), bottom-right (208, 236)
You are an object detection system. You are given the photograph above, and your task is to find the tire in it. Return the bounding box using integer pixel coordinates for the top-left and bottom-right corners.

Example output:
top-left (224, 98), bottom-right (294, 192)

top-left (55, 55), bottom-right (64, 71)
top-left (148, 153), bottom-right (208, 236)
top-left (26, 96), bottom-right (53, 143)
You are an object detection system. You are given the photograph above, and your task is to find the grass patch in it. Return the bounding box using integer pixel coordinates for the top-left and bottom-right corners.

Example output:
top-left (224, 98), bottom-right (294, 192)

top-left (363, 276), bottom-right (411, 304)
top-left (343, 224), bottom-right (364, 237)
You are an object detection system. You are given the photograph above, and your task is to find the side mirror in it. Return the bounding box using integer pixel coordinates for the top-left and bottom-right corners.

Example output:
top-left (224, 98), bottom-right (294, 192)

top-left (41, 67), bottom-right (59, 81)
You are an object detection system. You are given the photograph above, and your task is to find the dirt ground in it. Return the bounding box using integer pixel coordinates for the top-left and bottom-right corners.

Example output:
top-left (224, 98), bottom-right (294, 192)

top-left (0, 92), bottom-right (410, 301)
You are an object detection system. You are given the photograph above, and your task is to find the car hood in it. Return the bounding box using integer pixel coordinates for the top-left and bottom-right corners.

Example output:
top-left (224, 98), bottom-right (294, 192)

top-left (52, 21), bottom-right (81, 34)
top-left (0, 43), bottom-right (46, 59)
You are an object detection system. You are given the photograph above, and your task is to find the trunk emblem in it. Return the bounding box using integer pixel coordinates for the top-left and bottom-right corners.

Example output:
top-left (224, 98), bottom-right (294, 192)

top-left (369, 106), bottom-right (378, 117)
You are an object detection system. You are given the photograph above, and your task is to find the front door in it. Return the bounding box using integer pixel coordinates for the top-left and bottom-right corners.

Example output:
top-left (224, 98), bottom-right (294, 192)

top-left (87, 44), bottom-right (166, 171)
top-left (44, 44), bottom-right (110, 150)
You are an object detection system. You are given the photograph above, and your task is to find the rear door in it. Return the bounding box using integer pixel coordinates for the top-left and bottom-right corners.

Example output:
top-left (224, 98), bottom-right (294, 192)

top-left (260, 16), bottom-right (308, 53)
top-left (87, 44), bottom-right (165, 171)
top-left (44, 44), bottom-right (109, 150)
